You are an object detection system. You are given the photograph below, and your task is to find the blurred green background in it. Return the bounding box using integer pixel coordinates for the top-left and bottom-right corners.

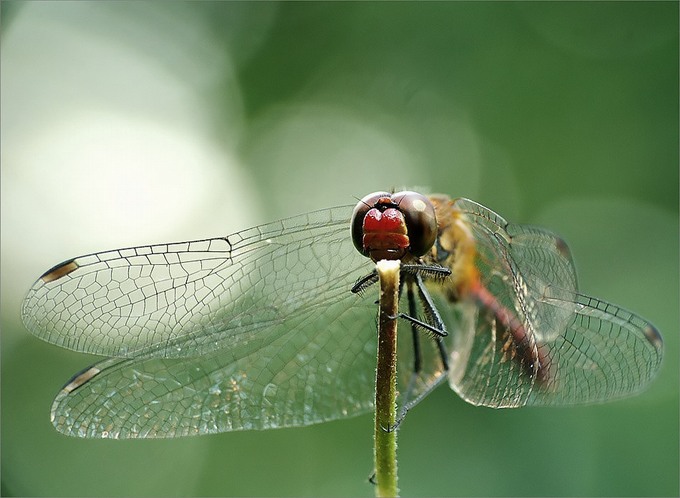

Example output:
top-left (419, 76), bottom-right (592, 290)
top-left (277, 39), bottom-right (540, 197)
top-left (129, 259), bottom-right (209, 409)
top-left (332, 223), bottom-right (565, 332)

top-left (1, 2), bottom-right (677, 496)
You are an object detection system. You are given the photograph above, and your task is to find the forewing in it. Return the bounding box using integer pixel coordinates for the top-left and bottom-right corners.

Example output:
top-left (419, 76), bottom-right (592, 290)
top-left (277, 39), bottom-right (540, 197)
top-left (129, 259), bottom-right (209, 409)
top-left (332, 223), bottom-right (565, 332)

top-left (22, 206), bottom-right (371, 359)
top-left (444, 198), bottom-right (662, 407)
top-left (453, 198), bottom-right (578, 341)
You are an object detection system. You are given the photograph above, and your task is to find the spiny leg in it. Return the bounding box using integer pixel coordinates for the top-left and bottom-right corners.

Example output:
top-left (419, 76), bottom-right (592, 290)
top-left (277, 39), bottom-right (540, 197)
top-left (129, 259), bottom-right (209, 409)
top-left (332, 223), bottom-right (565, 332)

top-left (391, 278), bottom-right (424, 432)
top-left (391, 273), bottom-right (450, 431)
top-left (390, 272), bottom-right (448, 338)
top-left (407, 280), bottom-right (422, 375)
top-left (352, 264), bottom-right (451, 432)
top-left (353, 262), bottom-right (449, 295)
top-left (412, 271), bottom-right (450, 372)
top-left (351, 270), bottom-right (378, 295)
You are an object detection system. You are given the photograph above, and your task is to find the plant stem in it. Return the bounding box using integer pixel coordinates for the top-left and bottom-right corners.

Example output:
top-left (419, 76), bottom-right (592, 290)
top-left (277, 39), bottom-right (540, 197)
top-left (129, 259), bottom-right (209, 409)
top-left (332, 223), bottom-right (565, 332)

top-left (374, 259), bottom-right (400, 497)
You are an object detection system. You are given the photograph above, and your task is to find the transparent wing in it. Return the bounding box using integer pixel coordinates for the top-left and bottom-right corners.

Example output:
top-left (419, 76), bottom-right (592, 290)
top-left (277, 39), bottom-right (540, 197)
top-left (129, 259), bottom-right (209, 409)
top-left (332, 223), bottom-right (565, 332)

top-left (443, 198), bottom-right (663, 407)
top-left (22, 206), bottom-right (368, 359)
top-left (526, 292), bottom-right (663, 405)
top-left (49, 294), bottom-right (379, 437)
top-left (50, 292), bottom-right (447, 438)
top-left (23, 205), bottom-right (445, 437)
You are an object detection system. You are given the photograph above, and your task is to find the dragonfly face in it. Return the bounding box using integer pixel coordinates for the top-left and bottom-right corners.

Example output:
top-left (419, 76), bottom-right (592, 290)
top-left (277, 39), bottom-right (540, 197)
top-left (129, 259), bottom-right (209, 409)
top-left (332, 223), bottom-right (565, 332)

top-left (350, 191), bottom-right (438, 262)
top-left (21, 191), bottom-right (663, 438)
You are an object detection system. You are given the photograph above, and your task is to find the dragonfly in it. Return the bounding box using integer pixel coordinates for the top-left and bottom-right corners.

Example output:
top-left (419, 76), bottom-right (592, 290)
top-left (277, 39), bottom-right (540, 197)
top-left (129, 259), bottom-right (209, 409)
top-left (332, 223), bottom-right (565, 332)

top-left (21, 191), bottom-right (663, 438)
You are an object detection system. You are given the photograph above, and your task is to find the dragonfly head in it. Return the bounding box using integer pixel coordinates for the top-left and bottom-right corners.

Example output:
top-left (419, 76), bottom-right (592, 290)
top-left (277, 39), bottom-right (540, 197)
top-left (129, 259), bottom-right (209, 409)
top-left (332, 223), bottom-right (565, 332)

top-left (351, 191), bottom-right (438, 262)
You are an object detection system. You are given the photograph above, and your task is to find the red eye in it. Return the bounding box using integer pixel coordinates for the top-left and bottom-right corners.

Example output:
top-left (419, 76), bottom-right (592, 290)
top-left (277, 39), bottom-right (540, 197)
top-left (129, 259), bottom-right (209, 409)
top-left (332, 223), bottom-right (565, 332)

top-left (350, 191), bottom-right (438, 261)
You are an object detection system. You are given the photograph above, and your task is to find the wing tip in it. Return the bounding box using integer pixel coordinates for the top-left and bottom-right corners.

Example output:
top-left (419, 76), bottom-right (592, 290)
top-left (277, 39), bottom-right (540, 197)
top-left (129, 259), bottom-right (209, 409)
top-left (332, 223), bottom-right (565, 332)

top-left (643, 323), bottom-right (663, 354)
top-left (51, 363), bottom-right (112, 438)
top-left (40, 259), bottom-right (79, 283)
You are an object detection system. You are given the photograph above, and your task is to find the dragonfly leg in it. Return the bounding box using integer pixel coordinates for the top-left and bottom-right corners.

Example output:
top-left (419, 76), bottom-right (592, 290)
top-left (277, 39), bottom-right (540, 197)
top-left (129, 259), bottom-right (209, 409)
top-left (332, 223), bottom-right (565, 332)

top-left (389, 275), bottom-right (450, 432)
top-left (390, 273), bottom-right (448, 338)
top-left (412, 272), bottom-right (449, 373)
top-left (351, 270), bottom-right (378, 294)
top-left (389, 280), bottom-right (424, 432)
top-left (413, 273), bottom-right (447, 336)
top-left (352, 260), bottom-right (449, 295)
top-left (436, 336), bottom-right (449, 371)
top-left (355, 264), bottom-right (452, 432)
top-left (407, 282), bottom-right (423, 375)
top-left (391, 312), bottom-right (446, 338)
top-left (401, 262), bottom-right (451, 282)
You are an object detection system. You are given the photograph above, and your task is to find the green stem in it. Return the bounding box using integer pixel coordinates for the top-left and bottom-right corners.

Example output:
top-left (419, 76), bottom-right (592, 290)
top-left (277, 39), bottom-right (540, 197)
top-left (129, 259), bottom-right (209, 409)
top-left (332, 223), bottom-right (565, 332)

top-left (374, 259), bottom-right (400, 497)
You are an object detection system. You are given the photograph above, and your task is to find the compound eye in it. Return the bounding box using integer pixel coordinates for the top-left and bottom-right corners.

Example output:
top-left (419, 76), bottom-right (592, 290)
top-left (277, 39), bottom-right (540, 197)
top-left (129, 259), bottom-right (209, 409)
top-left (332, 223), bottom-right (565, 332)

top-left (392, 191), bottom-right (438, 257)
top-left (350, 191), bottom-right (390, 255)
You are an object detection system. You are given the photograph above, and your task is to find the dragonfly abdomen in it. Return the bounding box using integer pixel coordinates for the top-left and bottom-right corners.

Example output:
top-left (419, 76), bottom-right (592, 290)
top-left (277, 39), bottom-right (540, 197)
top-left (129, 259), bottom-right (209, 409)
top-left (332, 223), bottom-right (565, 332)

top-left (469, 281), bottom-right (551, 384)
